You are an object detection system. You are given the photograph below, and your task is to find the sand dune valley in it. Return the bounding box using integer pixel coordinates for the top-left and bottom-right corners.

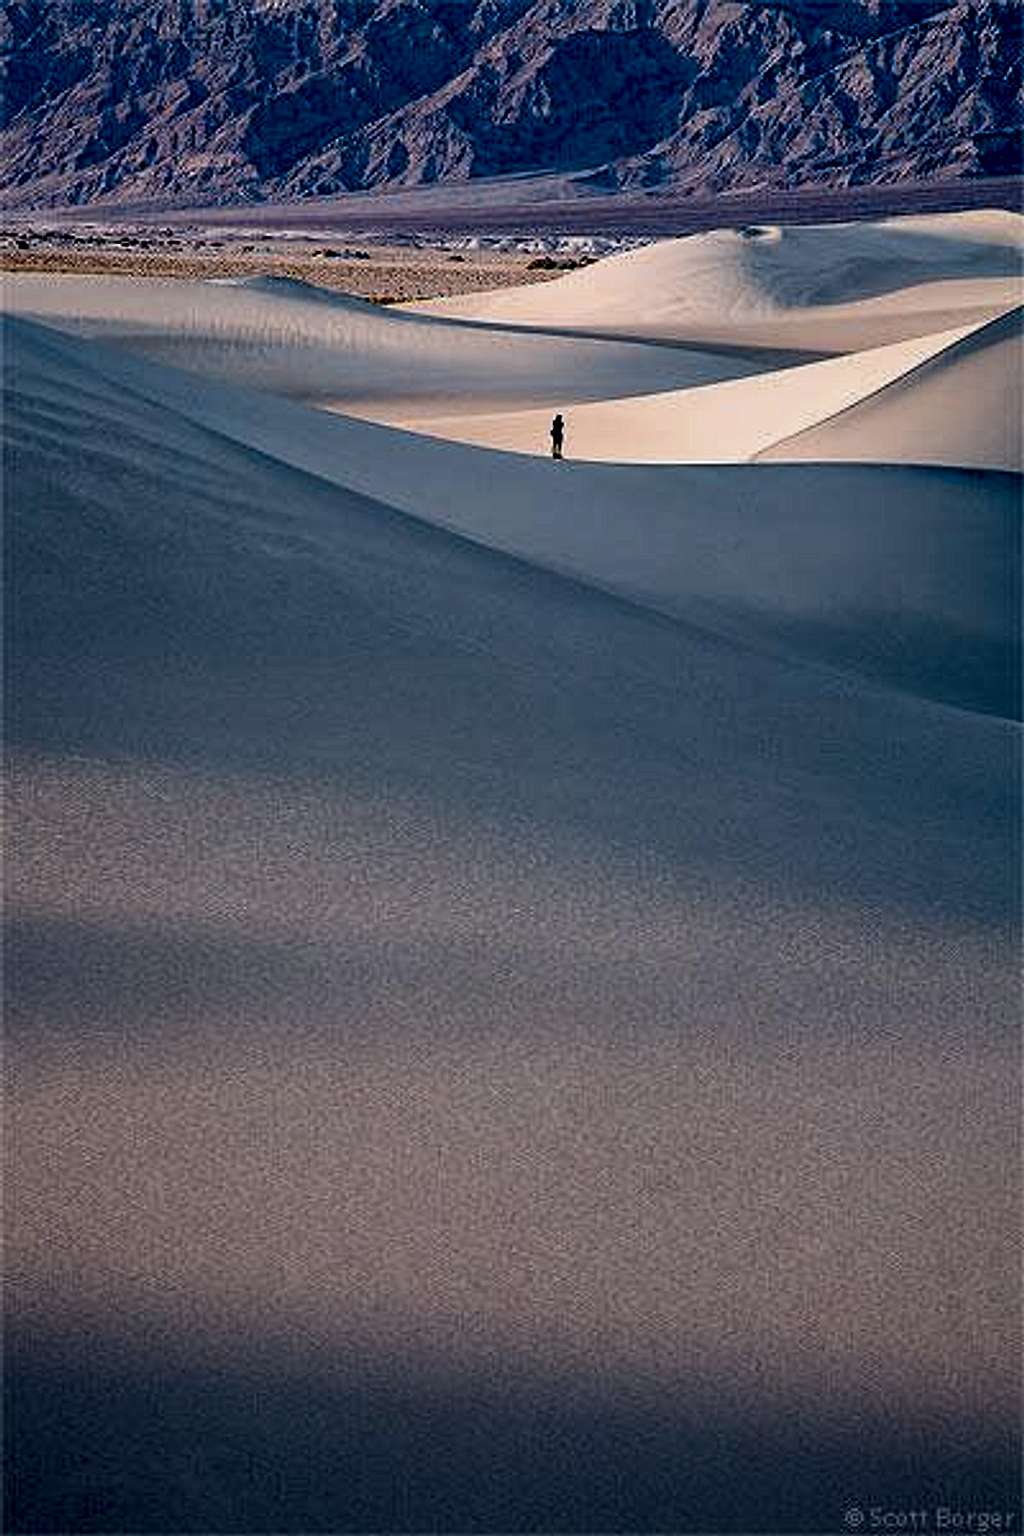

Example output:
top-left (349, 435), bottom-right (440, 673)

top-left (3, 209), bottom-right (1022, 1532)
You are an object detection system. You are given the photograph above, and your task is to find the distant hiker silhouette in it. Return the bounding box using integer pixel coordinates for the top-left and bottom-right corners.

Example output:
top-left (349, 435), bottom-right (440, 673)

top-left (550, 413), bottom-right (565, 460)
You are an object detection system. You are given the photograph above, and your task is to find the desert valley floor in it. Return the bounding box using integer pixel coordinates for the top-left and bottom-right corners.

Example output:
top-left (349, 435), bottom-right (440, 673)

top-left (3, 208), bottom-right (1022, 1532)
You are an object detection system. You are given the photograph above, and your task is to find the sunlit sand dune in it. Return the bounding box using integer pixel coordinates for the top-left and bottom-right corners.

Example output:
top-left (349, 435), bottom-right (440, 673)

top-left (410, 210), bottom-right (1024, 350)
top-left (369, 317), bottom-right (1003, 464)
top-left (758, 304), bottom-right (1023, 470)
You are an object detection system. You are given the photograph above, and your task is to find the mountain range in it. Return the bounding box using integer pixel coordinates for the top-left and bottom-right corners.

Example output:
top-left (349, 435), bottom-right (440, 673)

top-left (1, 0), bottom-right (1020, 208)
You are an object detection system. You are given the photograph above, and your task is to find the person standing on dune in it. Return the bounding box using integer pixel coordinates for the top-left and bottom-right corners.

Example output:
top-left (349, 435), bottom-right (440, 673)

top-left (550, 413), bottom-right (565, 460)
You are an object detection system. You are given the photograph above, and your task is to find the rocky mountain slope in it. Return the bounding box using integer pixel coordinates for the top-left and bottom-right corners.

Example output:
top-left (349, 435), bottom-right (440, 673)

top-left (1, 0), bottom-right (1020, 208)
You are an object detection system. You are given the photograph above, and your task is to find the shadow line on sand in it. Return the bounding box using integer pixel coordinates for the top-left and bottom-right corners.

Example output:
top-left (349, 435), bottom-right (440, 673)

top-left (5, 1324), bottom-right (1020, 1534)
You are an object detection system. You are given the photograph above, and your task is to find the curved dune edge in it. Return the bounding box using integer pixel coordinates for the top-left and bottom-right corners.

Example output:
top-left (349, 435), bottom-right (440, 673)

top-left (5, 266), bottom-right (1018, 471)
top-left (353, 316), bottom-right (996, 465)
top-left (2, 211), bottom-right (1020, 711)
top-left (756, 304), bottom-right (1024, 471)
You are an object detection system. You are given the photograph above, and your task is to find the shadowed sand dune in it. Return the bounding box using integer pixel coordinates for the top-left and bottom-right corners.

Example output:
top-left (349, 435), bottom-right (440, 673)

top-left (3, 213), bottom-right (1021, 1534)
top-left (7, 1324), bottom-right (1019, 1534)
top-left (1, 270), bottom-right (768, 416)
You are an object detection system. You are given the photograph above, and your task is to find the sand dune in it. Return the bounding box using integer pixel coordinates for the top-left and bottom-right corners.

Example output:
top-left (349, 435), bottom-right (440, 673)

top-left (758, 304), bottom-right (1024, 471)
top-left (6, 312), bottom-right (1017, 715)
top-left (374, 318), bottom-right (994, 464)
top-left (8, 219), bottom-right (1018, 479)
top-left (410, 210), bottom-right (1024, 350)
top-left (1, 270), bottom-right (766, 416)
top-left (3, 212), bottom-right (1021, 1533)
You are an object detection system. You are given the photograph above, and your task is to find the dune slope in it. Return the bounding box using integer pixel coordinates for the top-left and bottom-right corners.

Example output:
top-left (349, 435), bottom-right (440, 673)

top-left (4, 206), bottom-right (1022, 1534)
top-left (4, 294), bottom-right (1020, 1535)
top-left (1, 271), bottom-right (767, 416)
top-left (758, 304), bottom-right (1024, 471)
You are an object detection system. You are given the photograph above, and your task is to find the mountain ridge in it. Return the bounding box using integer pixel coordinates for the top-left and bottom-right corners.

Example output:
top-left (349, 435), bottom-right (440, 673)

top-left (1, 0), bottom-right (1020, 208)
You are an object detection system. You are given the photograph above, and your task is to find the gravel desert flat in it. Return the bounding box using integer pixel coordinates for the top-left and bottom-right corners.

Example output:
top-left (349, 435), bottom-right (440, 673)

top-left (0, 228), bottom-right (564, 302)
